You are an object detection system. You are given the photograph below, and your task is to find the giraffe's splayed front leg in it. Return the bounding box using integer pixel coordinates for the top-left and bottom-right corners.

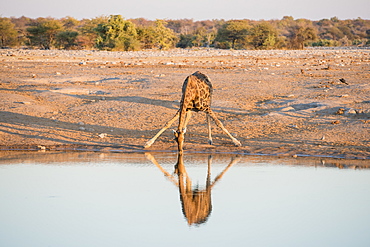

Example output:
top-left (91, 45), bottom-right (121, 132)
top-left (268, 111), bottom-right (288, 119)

top-left (207, 110), bottom-right (242, 147)
top-left (144, 111), bottom-right (180, 149)
top-left (144, 139), bottom-right (155, 148)
top-left (232, 138), bottom-right (242, 147)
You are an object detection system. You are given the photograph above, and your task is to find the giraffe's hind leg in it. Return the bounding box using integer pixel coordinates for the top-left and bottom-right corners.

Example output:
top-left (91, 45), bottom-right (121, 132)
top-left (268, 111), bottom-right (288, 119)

top-left (207, 114), bottom-right (213, 145)
top-left (207, 110), bottom-right (241, 147)
top-left (144, 111), bottom-right (180, 148)
top-left (183, 110), bottom-right (192, 133)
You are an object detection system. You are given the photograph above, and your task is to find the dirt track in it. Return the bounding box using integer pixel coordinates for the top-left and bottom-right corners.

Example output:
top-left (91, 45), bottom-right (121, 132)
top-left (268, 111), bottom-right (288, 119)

top-left (0, 48), bottom-right (369, 159)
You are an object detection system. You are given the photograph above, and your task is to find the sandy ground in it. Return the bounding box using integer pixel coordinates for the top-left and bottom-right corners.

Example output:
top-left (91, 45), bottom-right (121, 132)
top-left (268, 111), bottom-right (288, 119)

top-left (0, 48), bottom-right (369, 160)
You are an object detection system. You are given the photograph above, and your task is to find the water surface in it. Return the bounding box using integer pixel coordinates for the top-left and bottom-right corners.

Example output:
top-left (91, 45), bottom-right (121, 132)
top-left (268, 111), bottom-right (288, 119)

top-left (0, 152), bottom-right (369, 247)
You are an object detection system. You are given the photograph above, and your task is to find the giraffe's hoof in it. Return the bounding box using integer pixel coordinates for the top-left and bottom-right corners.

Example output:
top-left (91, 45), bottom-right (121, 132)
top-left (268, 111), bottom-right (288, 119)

top-left (208, 140), bottom-right (213, 145)
top-left (144, 140), bottom-right (153, 148)
top-left (233, 140), bottom-right (242, 147)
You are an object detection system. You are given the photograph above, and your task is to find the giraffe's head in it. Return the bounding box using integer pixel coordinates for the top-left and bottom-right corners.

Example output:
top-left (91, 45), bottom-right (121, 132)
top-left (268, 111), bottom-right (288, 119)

top-left (174, 128), bottom-right (186, 153)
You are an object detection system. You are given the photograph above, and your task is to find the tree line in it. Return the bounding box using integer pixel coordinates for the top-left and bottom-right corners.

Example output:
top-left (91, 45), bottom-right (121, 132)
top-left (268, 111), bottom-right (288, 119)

top-left (1, 15), bottom-right (369, 50)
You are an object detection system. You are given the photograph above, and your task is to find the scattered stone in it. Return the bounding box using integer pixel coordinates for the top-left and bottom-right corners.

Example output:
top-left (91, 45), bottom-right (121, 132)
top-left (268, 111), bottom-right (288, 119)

top-left (331, 120), bottom-right (341, 125)
top-left (321, 135), bottom-right (325, 140)
top-left (360, 109), bottom-right (370, 116)
top-left (79, 61), bottom-right (87, 65)
top-left (321, 64), bottom-right (331, 70)
top-left (340, 94), bottom-right (349, 98)
top-left (56, 72), bottom-right (61, 76)
top-left (78, 122), bottom-right (85, 125)
top-left (37, 145), bottom-right (46, 150)
top-left (79, 127), bottom-right (86, 131)
top-left (98, 133), bottom-right (107, 138)
top-left (31, 74), bottom-right (36, 78)
top-left (344, 109), bottom-right (357, 115)
top-left (336, 108), bottom-right (345, 115)
top-left (280, 106), bottom-right (295, 112)
top-left (339, 78), bottom-right (348, 85)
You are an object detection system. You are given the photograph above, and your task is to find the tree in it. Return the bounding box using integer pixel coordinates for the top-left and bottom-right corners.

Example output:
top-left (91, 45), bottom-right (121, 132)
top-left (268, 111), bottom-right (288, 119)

top-left (152, 19), bottom-right (178, 50)
top-left (176, 34), bottom-right (195, 48)
top-left (0, 18), bottom-right (18, 47)
top-left (250, 22), bottom-right (280, 49)
top-left (61, 16), bottom-right (80, 31)
top-left (287, 20), bottom-right (318, 49)
top-left (10, 16), bottom-right (32, 46)
top-left (27, 18), bottom-right (63, 49)
top-left (167, 19), bottom-right (194, 34)
top-left (215, 20), bottom-right (250, 49)
top-left (327, 26), bottom-right (344, 40)
top-left (56, 31), bottom-right (79, 49)
top-left (78, 16), bottom-right (108, 49)
top-left (192, 26), bottom-right (216, 47)
top-left (95, 15), bottom-right (139, 51)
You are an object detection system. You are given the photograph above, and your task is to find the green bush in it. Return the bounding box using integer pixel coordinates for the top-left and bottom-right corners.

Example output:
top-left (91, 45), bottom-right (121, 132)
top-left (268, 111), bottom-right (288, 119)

top-left (0, 18), bottom-right (18, 47)
top-left (310, 39), bottom-right (340, 47)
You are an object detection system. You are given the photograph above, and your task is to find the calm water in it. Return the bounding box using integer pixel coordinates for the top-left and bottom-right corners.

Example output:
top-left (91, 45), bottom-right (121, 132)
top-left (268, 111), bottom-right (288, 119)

top-left (0, 152), bottom-right (369, 247)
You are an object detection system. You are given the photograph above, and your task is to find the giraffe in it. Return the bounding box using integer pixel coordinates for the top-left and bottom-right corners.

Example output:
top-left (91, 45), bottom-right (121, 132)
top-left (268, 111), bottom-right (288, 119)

top-left (144, 71), bottom-right (242, 152)
top-left (145, 152), bottom-right (241, 226)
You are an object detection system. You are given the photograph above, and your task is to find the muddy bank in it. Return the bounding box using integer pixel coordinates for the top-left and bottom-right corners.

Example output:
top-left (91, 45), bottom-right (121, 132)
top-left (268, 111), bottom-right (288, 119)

top-left (0, 48), bottom-right (369, 159)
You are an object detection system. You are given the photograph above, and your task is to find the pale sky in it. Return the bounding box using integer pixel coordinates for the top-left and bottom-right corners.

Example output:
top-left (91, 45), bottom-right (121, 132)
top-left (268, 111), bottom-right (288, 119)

top-left (1, 0), bottom-right (369, 20)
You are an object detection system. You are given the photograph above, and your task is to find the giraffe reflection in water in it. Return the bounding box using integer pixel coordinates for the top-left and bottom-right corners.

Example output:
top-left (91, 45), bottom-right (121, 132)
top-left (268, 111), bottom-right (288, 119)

top-left (145, 153), bottom-right (240, 226)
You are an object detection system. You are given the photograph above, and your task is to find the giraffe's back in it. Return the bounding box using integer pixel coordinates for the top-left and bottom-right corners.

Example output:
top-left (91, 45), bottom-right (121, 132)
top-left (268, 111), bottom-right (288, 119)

top-left (181, 71), bottom-right (213, 112)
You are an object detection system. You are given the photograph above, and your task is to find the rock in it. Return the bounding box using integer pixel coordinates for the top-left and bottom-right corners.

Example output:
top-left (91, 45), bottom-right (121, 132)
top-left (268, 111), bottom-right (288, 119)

top-left (37, 145), bottom-right (46, 150)
top-left (98, 133), bottom-right (107, 138)
top-left (345, 109), bottom-right (357, 115)
top-left (280, 106), bottom-right (295, 112)
top-left (339, 78), bottom-right (348, 85)
top-left (359, 109), bottom-right (370, 117)
top-left (336, 108), bottom-right (345, 115)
